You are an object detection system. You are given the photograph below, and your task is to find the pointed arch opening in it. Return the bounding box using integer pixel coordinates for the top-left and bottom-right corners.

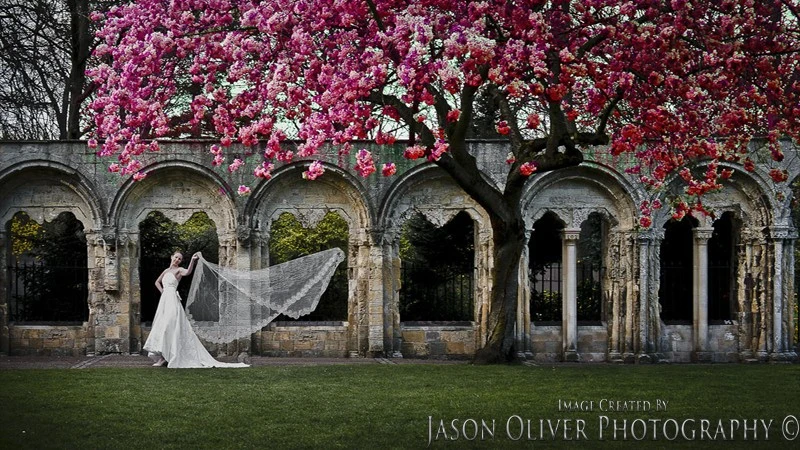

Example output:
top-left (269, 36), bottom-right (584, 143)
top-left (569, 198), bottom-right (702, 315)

top-left (138, 211), bottom-right (219, 323)
top-left (659, 216), bottom-right (697, 324)
top-left (5, 211), bottom-right (88, 323)
top-left (529, 212), bottom-right (565, 323)
top-left (268, 211), bottom-right (349, 322)
top-left (399, 211), bottom-right (475, 323)
top-left (708, 212), bottom-right (739, 323)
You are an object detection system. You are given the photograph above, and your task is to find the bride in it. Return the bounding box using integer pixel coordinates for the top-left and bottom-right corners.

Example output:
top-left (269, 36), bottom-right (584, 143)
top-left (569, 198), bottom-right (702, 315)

top-left (143, 251), bottom-right (248, 368)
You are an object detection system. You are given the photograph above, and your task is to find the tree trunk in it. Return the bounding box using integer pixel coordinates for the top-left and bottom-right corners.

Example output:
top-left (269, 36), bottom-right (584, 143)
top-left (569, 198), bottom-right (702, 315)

top-left (474, 211), bottom-right (527, 364)
top-left (66, 0), bottom-right (91, 139)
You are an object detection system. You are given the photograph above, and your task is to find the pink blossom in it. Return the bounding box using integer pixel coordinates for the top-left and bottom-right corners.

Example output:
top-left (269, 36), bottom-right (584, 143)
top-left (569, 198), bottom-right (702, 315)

top-left (403, 145), bottom-right (426, 160)
top-left (382, 162), bottom-right (397, 177)
top-left (355, 149), bottom-right (376, 177)
top-left (519, 162), bottom-right (537, 176)
top-left (302, 161), bottom-right (325, 180)
top-left (237, 185), bottom-right (251, 196)
top-left (132, 171), bottom-right (147, 181)
top-left (446, 109), bottom-right (461, 122)
top-left (429, 140), bottom-right (448, 161)
top-left (87, 138), bottom-right (98, 149)
top-left (108, 163), bottom-right (120, 173)
top-left (254, 162), bottom-right (274, 179)
top-left (228, 158), bottom-right (244, 173)
top-left (496, 120), bottom-right (510, 135)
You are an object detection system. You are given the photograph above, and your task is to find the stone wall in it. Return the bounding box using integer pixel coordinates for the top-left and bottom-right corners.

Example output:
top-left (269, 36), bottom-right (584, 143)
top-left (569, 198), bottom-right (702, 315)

top-left (663, 324), bottom-right (740, 362)
top-left (8, 325), bottom-right (87, 356)
top-left (530, 325), bottom-right (609, 362)
top-left (400, 324), bottom-right (477, 359)
top-left (257, 323), bottom-right (349, 358)
top-left (0, 140), bottom-right (798, 362)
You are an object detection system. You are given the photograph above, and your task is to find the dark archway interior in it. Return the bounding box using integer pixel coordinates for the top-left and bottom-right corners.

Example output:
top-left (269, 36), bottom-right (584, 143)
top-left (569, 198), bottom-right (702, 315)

top-left (139, 211), bottom-right (219, 323)
top-left (659, 216), bottom-right (697, 324)
top-left (399, 211), bottom-right (475, 322)
top-left (529, 212), bottom-right (565, 323)
top-left (5, 211), bottom-right (88, 323)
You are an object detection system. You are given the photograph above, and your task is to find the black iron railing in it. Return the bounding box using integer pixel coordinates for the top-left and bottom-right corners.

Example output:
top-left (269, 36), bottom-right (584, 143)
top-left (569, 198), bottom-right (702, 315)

top-left (400, 262), bottom-right (474, 322)
top-left (529, 261), bottom-right (603, 323)
top-left (530, 262), bottom-right (562, 323)
top-left (577, 261), bottom-right (603, 323)
top-left (7, 260), bottom-right (88, 323)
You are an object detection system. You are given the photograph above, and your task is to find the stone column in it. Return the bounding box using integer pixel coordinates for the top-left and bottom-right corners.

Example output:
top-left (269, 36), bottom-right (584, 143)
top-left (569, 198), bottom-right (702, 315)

top-left (516, 230), bottom-right (533, 359)
top-left (235, 225), bottom-right (254, 359)
top-left (84, 229), bottom-right (109, 356)
top-left (382, 234), bottom-right (402, 358)
top-left (768, 226), bottom-right (796, 361)
top-left (692, 227), bottom-right (713, 362)
top-left (367, 230), bottom-right (385, 357)
top-left (606, 230), bottom-right (623, 362)
top-left (623, 232), bottom-right (637, 362)
top-left (561, 228), bottom-right (580, 361)
top-left (0, 230), bottom-right (8, 355)
top-left (636, 232), bottom-right (661, 362)
top-left (736, 227), bottom-right (768, 361)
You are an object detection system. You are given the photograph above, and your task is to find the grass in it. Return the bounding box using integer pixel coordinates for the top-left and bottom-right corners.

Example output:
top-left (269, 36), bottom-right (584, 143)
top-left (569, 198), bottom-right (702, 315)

top-left (1, 364), bottom-right (799, 449)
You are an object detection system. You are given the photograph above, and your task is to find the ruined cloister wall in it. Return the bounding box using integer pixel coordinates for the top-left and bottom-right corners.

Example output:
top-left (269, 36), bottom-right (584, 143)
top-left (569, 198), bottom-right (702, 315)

top-left (0, 140), bottom-right (798, 362)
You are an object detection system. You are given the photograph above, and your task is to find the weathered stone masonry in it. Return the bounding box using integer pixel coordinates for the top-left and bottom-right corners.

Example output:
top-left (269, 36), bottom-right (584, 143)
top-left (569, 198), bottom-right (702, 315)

top-left (0, 140), bottom-right (797, 362)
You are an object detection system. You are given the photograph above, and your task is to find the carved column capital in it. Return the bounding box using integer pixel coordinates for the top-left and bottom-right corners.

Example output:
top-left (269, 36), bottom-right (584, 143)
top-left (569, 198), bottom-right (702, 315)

top-left (768, 226), bottom-right (795, 241)
top-left (101, 225), bottom-right (118, 246)
top-left (561, 228), bottom-right (581, 241)
top-left (693, 227), bottom-right (714, 243)
top-left (236, 224), bottom-right (251, 243)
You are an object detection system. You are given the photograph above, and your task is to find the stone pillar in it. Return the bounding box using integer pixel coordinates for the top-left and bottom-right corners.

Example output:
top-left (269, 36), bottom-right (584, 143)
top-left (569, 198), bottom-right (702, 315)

top-left (235, 225), bottom-right (254, 359)
top-left (636, 231), bottom-right (661, 363)
top-left (606, 230), bottom-right (623, 362)
top-left (0, 230), bottom-right (8, 355)
top-left (736, 227), bottom-right (768, 361)
top-left (561, 228), bottom-right (580, 361)
top-left (516, 230), bottom-right (533, 359)
top-left (85, 229), bottom-right (109, 356)
top-left (623, 232), bottom-right (637, 362)
top-left (382, 234), bottom-right (402, 358)
top-left (348, 228), bottom-right (380, 357)
top-left (367, 230), bottom-right (385, 357)
top-left (692, 227), bottom-right (713, 362)
top-left (768, 226), bottom-right (796, 361)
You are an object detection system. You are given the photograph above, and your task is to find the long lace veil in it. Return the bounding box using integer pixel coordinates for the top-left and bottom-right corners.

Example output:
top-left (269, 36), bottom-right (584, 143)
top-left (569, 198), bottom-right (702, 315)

top-left (185, 248), bottom-right (345, 344)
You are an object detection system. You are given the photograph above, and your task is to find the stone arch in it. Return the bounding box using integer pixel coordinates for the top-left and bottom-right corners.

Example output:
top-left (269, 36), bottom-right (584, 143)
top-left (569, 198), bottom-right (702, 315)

top-left (522, 163), bottom-right (639, 230)
top-left (0, 161), bottom-right (104, 356)
top-left (247, 162), bottom-right (373, 233)
top-left (651, 163), bottom-right (779, 362)
top-left (379, 165), bottom-right (492, 358)
top-left (0, 160), bottom-right (105, 229)
top-left (651, 163), bottom-right (774, 230)
top-left (109, 161), bottom-right (238, 354)
top-left (248, 161), bottom-right (373, 357)
top-left (111, 161), bottom-right (237, 235)
top-left (520, 163), bottom-right (640, 362)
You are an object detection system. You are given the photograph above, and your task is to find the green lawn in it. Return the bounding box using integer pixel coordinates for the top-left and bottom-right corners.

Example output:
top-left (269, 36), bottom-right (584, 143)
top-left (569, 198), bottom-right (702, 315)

top-left (1, 364), bottom-right (798, 449)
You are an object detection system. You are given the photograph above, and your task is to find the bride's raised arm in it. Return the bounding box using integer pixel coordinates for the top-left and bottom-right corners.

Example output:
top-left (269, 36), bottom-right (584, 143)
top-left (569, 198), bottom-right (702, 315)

top-left (182, 252), bottom-right (202, 277)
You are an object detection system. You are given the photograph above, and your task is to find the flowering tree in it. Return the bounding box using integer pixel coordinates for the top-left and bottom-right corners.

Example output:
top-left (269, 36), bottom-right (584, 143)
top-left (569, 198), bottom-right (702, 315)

top-left (88, 0), bottom-right (800, 362)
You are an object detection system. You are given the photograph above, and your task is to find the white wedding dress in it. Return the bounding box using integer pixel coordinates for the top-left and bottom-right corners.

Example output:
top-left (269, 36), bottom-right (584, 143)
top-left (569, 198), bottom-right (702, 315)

top-left (143, 271), bottom-right (249, 368)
